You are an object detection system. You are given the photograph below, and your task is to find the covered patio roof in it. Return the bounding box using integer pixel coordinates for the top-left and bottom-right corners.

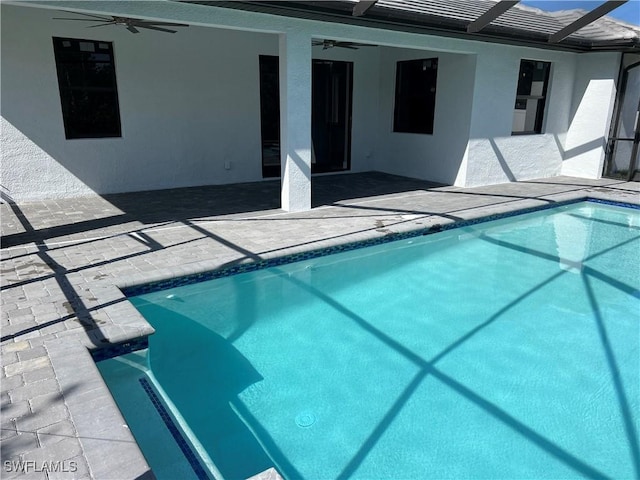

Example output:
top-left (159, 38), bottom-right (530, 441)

top-left (184, 0), bottom-right (640, 52)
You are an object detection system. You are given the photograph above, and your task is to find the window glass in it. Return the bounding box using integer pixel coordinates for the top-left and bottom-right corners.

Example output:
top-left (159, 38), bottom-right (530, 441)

top-left (393, 58), bottom-right (438, 134)
top-left (53, 37), bottom-right (121, 139)
top-left (512, 59), bottom-right (551, 135)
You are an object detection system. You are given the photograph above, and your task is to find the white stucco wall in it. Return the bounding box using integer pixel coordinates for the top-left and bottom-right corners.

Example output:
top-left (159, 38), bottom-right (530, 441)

top-left (1, 1), bottom-right (625, 202)
top-left (1, 4), bottom-right (282, 201)
top-left (462, 47), bottom-right (580, 187)
top-left (373, 41), bottom-right (590, 188)
top-left (375, 47), bottom-right (476, 185)
top-left (1, 3), bottom-right (387, 201)
top-left (561, 52), bottom-right (620, 178)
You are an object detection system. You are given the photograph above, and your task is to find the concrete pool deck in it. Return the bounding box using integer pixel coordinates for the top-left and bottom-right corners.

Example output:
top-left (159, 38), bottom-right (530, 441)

top-left (1, 172), bottom-right (638, 479)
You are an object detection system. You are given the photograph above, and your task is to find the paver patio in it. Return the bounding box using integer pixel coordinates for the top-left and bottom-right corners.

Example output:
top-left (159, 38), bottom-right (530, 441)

top-left (1, 172), bottom-right (638, 479)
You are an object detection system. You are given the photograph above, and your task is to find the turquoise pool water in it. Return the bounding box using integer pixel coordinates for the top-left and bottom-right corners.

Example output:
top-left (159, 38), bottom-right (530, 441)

top-left (99, 201), bottom-right (639, 479)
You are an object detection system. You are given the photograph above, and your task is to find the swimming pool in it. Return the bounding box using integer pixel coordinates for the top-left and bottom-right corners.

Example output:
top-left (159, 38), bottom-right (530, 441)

top-left (99, 200), bottom-right (639, 479)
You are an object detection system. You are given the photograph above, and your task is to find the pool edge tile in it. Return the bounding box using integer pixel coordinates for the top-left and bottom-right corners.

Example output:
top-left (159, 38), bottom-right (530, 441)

top-left (122, 196), bottom-right (614, 297)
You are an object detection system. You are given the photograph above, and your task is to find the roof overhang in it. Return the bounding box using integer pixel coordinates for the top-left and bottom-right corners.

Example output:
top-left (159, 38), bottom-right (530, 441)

top-left (548, 0), bottom-right (629, 43)
top-left (180, 0), bottom-right (639, 53)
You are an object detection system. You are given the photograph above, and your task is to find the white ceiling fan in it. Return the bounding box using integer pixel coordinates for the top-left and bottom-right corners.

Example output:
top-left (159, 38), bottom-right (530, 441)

top-left (53, 12), bottom-right (189, 34)
top-left (312, 39), bottom-right (377, 50)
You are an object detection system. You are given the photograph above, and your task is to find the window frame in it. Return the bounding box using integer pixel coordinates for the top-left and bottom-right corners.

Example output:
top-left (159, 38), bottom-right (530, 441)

top-left (512, 59), bottom-right (551, 136)
top-left (52, 37), bottom-right (122, 140)
top-left (393, 57), bottom-right (439, 135)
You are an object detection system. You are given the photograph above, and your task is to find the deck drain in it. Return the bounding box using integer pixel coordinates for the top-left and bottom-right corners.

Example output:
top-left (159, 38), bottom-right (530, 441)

top-left (295, 411), bottom-right (316, 428)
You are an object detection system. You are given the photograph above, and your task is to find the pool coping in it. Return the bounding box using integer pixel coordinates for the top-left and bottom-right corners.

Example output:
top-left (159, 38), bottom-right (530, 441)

top-left (46, 338), bottom-right (154, 480)
top-left (42, 189), bottom-right (640, 480)
top-left (120, 196), bottom-right (640, 297)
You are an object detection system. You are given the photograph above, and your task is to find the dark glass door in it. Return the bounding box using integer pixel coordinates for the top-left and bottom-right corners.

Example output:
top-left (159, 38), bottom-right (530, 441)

top-left (259, 57), bottom-right (353, 177)
top-left (311, 60), bottom-right (353, 173)
top-left (604, 58), bottom-right (640, 180)
top-left (259, 55), bottom-right (281, 178)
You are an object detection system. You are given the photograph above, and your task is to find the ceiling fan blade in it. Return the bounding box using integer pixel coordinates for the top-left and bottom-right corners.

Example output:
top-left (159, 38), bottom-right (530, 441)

top-left (86, 22), bottom-right (117, 28)
top-left (54, 11), bottom-right (112, 21)
top-left (53, 17), bottom-right (103, 21)
top-left (53, 12), bottom-right (188, 34)
top-left (340, 42), bottom-right (376, 48)
top-left (314, 39), bottom-right (378, 50)
top-left (137, 25), bottom-right (178, 33)
top-left (132, 21), bottom-right (189, 27)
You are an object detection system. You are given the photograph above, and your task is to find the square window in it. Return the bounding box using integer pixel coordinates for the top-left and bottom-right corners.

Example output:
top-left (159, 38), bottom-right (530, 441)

top-left (53, 37), bottom-right (121, 139)
top-left (512, 59), bottom-right (551, 135)
top-left (393, 58), bottom-right (438, 134)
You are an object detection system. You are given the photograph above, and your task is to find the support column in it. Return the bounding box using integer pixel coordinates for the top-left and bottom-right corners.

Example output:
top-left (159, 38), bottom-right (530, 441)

top-left (279, 31), bottom-right (312, 212)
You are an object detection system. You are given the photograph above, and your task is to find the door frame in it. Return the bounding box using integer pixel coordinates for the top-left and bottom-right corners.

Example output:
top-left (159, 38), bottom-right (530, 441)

top-left (604, 56), bottom-right (640, 180)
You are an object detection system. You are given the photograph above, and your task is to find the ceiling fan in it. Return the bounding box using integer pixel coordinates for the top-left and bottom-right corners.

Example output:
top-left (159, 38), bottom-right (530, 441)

top-left (53, 12), bottom-right (189, 34)
top-left (312, 39), bottom-right (377, 50)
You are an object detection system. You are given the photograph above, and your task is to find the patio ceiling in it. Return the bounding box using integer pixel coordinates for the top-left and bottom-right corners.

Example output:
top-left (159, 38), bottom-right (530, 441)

top-left (185, 0), bottom-right (640, 52)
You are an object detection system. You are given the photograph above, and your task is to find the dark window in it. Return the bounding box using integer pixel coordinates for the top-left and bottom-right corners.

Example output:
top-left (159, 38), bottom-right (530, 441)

top-left (512, 59), bottom-right (551, 135)
top-left (53, 37), bottom-right (121, 139)
top-left (393, 58), bottom-right (438, 134)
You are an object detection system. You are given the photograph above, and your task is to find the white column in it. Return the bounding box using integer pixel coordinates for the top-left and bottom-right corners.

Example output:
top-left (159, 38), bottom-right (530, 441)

top-left (279, 31), bottom-right (312, 212)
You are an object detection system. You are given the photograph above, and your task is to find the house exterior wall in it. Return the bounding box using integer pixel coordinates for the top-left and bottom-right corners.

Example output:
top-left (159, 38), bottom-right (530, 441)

top-left (1, 4), bottom-right (385, 202)
top-left (456, 48), bottom-right (618, 187)
top-left (375, 41), bottom-right (610, 188)
top-left (0, 1), bottom-right (624, 202)
top-left (1, 5), bottom-right (279, 201)
top-left (376, 47), bottom-right (476, 185)
top-left (463, 47), bottom-right (579, 187)
top-left (561, 53), bottom-right (620, 178)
